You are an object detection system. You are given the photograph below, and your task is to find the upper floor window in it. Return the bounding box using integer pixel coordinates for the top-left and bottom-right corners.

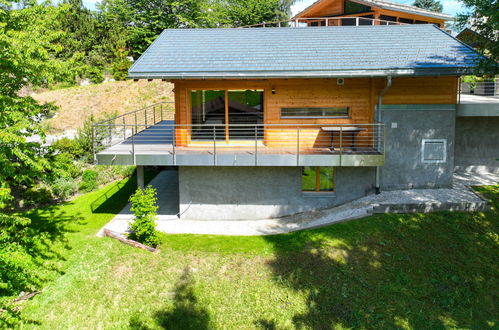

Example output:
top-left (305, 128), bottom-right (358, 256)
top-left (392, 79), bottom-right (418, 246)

top-left (281, 107), bottom-right (350, 119)
top-left (344, 0), bottom-right (371, 14)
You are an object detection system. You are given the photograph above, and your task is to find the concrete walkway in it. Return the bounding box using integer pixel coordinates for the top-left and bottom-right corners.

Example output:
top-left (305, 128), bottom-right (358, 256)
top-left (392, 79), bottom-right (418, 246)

top-left (98, 171), bottom-right (494, 237)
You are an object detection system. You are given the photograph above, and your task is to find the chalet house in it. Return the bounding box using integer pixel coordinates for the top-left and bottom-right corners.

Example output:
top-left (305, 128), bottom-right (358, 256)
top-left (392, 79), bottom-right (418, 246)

top-left (291, 0), bottom-right (453, 28)
top-left (94, 23), bottom-right (498, 221)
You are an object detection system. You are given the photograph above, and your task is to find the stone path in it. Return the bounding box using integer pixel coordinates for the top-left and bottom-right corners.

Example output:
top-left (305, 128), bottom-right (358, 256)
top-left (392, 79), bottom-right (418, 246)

top-left (97, 171), bottom-right (495, 237)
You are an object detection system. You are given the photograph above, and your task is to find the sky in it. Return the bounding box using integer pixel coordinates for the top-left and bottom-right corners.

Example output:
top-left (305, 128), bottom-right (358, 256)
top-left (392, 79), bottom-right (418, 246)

top-left (82, 0), bottom-right (465, 17)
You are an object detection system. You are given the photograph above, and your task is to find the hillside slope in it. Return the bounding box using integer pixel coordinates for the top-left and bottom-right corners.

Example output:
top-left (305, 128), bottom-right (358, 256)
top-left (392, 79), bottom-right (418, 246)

top-left (33, 80), bottom-right (174, 132)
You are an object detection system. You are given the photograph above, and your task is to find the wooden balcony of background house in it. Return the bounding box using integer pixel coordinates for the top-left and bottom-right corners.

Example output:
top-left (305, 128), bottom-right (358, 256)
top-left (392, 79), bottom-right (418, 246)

top-left (458, 81), bottom-right (499, 117)
top-left (92, 102), bottom-right (385, 167)
top-left (240, 17), bottom-right (407, 28)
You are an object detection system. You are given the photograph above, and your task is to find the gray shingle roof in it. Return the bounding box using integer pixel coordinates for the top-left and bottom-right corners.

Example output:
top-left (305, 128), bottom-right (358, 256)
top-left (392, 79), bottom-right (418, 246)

top-left (128, 25), bottom-right (482, 80)
top-left (293, 0), bottom-right (453, 21)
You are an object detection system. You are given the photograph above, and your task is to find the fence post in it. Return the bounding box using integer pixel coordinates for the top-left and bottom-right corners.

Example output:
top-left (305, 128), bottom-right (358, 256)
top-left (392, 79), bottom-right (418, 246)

top-left (153, 106), bottom-right (156, 124)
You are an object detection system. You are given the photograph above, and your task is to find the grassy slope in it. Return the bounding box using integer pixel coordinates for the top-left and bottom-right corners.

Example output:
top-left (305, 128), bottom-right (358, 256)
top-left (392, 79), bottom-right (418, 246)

top-left (18, 182), bottom-right (498, 329)
top-left (32, 80), bottom-right (174, 133)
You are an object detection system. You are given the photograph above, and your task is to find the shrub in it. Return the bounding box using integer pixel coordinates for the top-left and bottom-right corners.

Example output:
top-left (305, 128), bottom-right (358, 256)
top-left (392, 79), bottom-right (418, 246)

top-left (129, 186), bottom-right (160, 247)
top-left (85, 66), bottom-right (104, 84)
top-left (79, 169), bottom-right (98, 192)
top-left (75, 112), bottom-right (117, 163)
top-left (51, 177), bottom-right (78, 201)
top-left (51, 152), bottom-right (82, 179)
top-left (52, 138), bottom-right (83, 158)
top-left (24, 184), bottom-right (53, 206)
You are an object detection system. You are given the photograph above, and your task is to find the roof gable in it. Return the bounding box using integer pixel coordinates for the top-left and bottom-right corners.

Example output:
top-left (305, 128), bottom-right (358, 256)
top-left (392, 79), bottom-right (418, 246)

top-left (293, 0), bottom-right (453, 21)
top-left (128, 25), bottom-right (482, 80)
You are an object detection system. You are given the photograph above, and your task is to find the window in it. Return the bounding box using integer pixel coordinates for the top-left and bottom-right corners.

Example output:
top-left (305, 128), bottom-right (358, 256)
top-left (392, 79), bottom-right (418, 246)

top-left (190, 89), bottom-right (264, 141)
top-left (281, 107), bottom-right (349, 118)
top-left (344, 0), bottom-right (371, 14)
top-left (421, 139), bottom-right (447, 164)
top-left (302, 167), bottom-right (335, 192)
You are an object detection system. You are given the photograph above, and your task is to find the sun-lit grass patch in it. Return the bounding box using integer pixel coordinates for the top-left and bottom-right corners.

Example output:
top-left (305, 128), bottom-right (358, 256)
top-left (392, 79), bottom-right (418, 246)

top-left (15, 183), bottom-right (499, 329)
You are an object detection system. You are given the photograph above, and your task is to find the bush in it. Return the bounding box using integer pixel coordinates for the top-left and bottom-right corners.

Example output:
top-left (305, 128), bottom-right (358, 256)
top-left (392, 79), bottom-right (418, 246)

top-left (24, 184), bottom-right (53, 206)
top-left (85, 66), bottom-right (104, 84)
top-left (75, 112), bottom-right (117, 163)
top-left (129, 186), bottom-right (160, 247)
top-left (51, 177), bottom-right (78, 201)
top-left (51, 152), bottom-right (82, 179)
top-left (79, 169), bottom-right (98, 192)
top-left (52, 138), bottom-right (83, 158)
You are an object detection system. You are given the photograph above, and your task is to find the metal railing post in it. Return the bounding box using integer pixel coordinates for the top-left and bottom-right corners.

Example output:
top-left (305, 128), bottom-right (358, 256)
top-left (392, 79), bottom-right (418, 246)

top-left (134, 112), bottom-right (137, 132)
top-left (172, 124), bottom-right (176, 166)
top-left (131, 127), bottom-right (136, 165)
top-left (339, 126), bottom-right (343, 165)
top-left (161, 103), bottom-right (164, 121)
top-left (123, 117), bottom-right (126, 140)
top-left (213, 126), bottom-right (216, 166)
top-left (91, 125), bottom-right (96, 164)
top-left (254, 126), bottom-right (258, 166)
top-left (356, 17), bottom-right (359, 26)
top-left (296, 127), bottom-right (300, 166)
top-left (153, 106), bottom-right (156, 124)
top-left (144, 108), bottom-right (148, 128)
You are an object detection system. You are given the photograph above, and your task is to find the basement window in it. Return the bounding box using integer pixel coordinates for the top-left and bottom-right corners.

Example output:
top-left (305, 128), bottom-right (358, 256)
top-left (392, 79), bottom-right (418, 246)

top-left (302, 167), bottom-right (335, 192)
top-left (421, 139), bottom-right (447, 164)
top-left (281, 107), bottom-right (350, 118)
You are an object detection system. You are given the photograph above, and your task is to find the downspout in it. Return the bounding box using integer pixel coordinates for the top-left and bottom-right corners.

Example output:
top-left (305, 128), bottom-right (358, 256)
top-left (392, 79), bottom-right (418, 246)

top-left (375, 76), bottom-right (392, 194)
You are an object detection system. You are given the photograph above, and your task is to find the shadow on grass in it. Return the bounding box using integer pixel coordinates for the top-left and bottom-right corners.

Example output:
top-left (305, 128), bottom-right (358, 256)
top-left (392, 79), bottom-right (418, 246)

top-left (91, 170), bottom-right (159, 214)
top-left (261, 186), bottom-right (499, 329)
top-left (129, 267), bottom-right (211, 330)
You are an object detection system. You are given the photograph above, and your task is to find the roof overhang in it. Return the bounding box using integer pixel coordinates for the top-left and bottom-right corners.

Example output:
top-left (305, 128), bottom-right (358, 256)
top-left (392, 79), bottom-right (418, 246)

top-left (292, 0), bottom-right (453, 21)
top-left (128, 68), bottom-right (474, 80)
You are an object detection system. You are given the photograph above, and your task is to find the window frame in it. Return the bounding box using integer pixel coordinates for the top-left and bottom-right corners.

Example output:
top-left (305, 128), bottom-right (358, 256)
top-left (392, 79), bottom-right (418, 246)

top-left (302, 166), bottom-right (336, 193)
top-left (280, 107), bottom-right (350, 119)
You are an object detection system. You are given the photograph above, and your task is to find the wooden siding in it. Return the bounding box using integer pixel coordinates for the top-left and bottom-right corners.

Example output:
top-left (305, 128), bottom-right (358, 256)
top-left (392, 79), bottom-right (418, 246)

top-left (172, 77), bottom-right (458, 148)
top-left (296, 0), bottom-right (446, 27)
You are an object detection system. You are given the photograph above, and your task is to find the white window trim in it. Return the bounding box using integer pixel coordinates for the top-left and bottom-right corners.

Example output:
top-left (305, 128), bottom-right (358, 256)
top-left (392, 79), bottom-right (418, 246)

top-left (421, 139), bottom-right (447, 164)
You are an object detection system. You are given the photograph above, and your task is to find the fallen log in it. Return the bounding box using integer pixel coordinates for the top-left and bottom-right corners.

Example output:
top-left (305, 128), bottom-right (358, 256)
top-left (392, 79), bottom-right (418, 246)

top-left (13, 291), bottom-right (42, 303)
top-left (103, 229), bottom-right (159, 253)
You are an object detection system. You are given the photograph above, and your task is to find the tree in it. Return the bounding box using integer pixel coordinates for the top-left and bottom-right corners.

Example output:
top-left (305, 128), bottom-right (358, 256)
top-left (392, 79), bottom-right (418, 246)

top-left (456, 0), bottom-right (499, 73)
top-left (412, 0), bottom-right (443, 12)
top-left (208, 0), bottom-right (296, 27)
top-left (99, 0), bottom-right (207, 57)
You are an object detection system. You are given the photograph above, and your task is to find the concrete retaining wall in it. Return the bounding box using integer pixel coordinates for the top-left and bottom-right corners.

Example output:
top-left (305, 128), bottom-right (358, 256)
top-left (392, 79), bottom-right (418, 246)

top-left (380, 105), bottom-right (456, 189)
top-left (178, 166), bottom-right (375, 220)
top-left (454, 117), bottom-right (499, 174)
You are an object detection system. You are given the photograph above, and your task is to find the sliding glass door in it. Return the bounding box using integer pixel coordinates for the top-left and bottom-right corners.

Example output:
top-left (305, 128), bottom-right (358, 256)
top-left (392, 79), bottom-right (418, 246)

top-left (190, 89), bottom-right (264, 142)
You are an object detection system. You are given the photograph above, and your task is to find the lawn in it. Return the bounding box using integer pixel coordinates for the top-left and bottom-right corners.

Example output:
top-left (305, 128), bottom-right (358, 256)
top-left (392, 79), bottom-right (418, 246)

top-left (15, 177), bottom-right (499, 329)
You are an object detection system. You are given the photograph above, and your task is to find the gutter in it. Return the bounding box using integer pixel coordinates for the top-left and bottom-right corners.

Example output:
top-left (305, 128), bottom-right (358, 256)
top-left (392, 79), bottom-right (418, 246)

top-left (375, 76), bottom-right (392, 194)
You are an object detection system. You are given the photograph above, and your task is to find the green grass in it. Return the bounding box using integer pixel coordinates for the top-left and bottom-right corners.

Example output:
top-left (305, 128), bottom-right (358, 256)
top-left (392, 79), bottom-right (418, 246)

top-left (15, 181), bottom-right (499, 329)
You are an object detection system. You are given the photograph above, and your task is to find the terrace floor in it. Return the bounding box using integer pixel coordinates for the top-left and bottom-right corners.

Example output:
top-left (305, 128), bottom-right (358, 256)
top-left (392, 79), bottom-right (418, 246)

top-left (460, 94), bottom-right (499, 104)
top-left (99, 120), bottom-right (380, 156)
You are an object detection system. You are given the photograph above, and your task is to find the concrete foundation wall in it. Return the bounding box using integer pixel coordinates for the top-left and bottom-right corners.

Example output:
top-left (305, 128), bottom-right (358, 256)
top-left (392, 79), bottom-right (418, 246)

top-left (178, 166), bottom-right (375, 220)
top-left (455, 117), bottom-right (499, 174)
top-left (380, 105), bottom-right (456, 189)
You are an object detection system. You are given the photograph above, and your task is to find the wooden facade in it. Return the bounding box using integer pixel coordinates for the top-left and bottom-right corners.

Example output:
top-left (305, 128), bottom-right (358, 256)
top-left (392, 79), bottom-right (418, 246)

top-left (172, 76), bottom-right (458, 148)
top-left (293, 0), bottom-right (447, 27)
